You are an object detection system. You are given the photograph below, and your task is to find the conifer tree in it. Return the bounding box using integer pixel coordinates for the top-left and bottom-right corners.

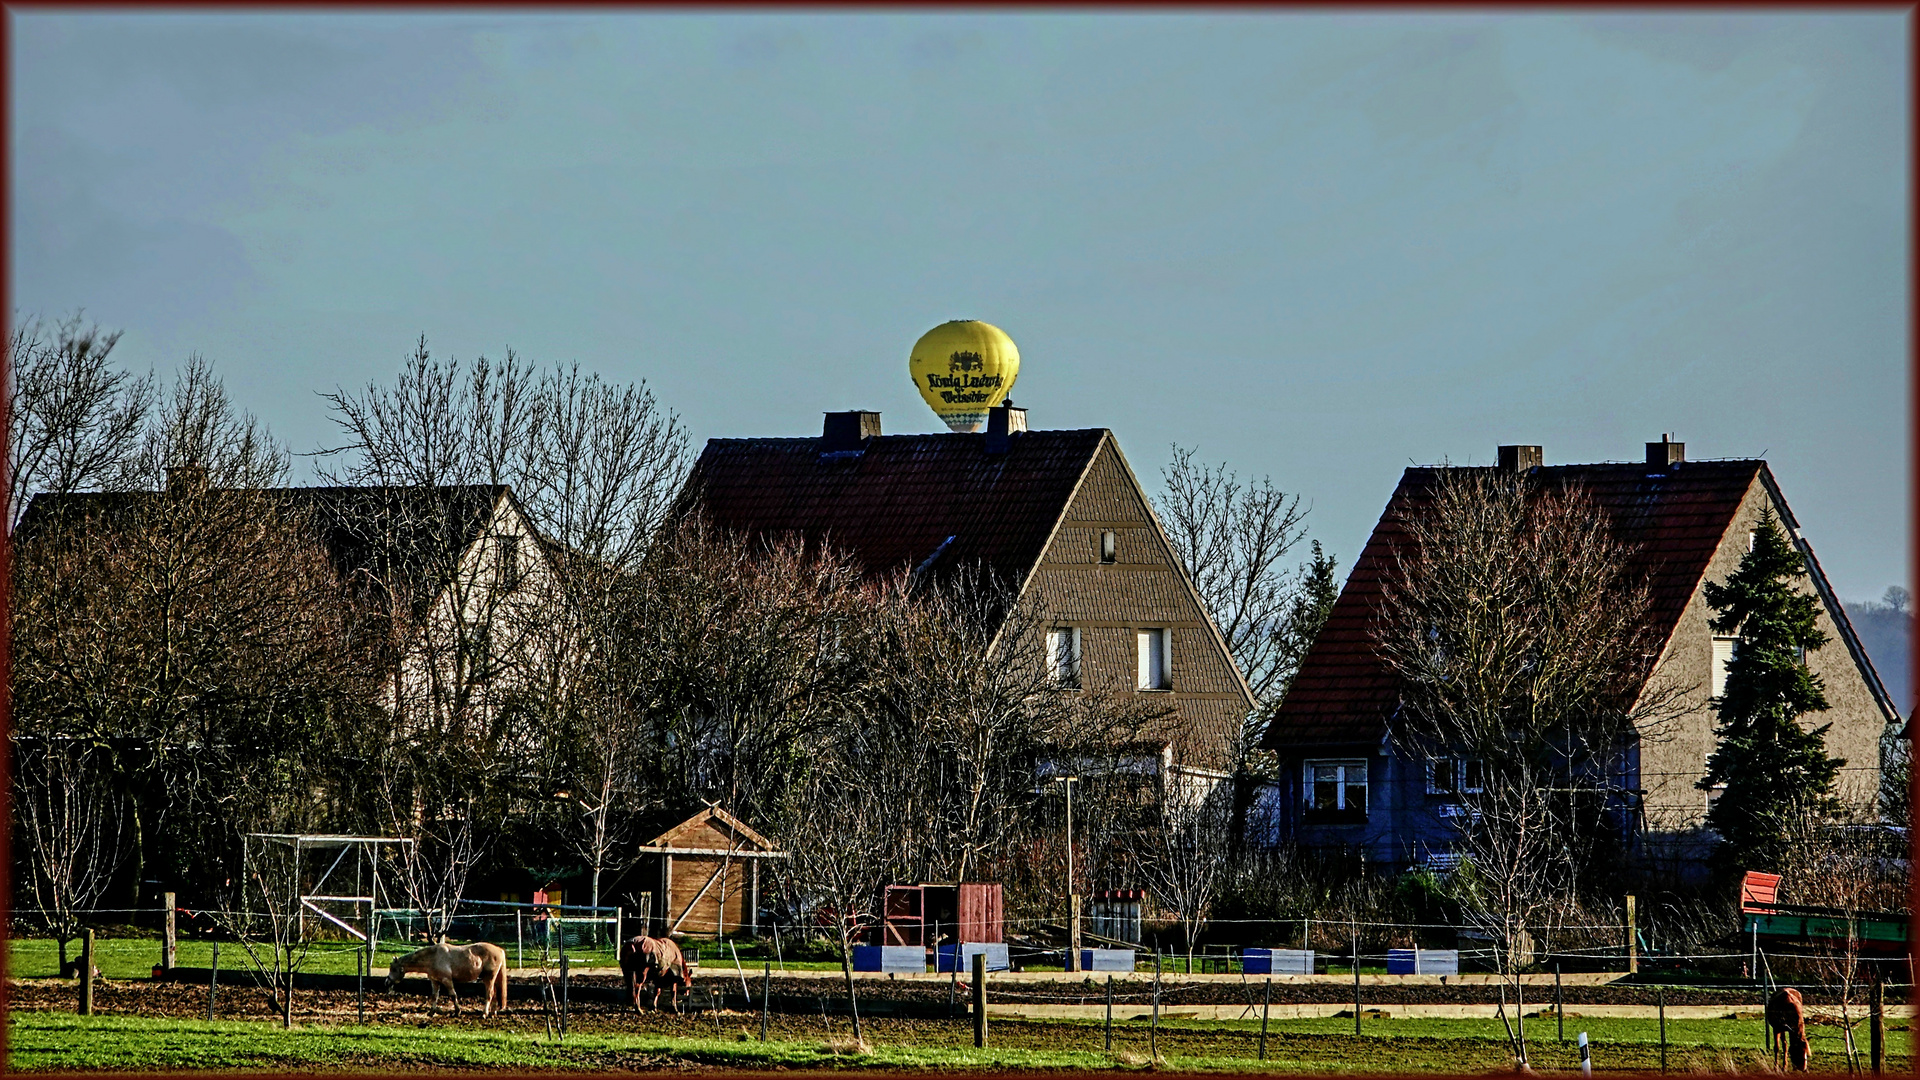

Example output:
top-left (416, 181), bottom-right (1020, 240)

top-left (1699, 510), bottom-right (1844, 872)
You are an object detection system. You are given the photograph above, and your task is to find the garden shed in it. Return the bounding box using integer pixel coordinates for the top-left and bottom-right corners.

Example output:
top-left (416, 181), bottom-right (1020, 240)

top-left (635, 806), bottom-right (783, 938)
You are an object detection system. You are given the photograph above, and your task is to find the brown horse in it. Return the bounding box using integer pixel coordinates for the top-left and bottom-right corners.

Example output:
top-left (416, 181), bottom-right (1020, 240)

top-left (619, 934), bottom-right (690, 1013)
top-left (1766, 987), bottom-right (1811, 1071)
top-left (386, 941), bottom-right (509, 1017)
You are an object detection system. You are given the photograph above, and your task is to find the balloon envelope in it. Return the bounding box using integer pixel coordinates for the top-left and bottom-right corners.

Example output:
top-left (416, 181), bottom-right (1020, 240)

top-left (909, 320), bottom-right (1020, 432)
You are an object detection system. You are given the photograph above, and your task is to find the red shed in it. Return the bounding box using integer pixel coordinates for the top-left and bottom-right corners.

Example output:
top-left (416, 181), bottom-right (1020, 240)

top-left (880, 882), bottom-right (1003, 946)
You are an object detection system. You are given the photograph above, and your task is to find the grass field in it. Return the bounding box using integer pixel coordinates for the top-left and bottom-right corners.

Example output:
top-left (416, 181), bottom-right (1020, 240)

top-left (8, 1003), bottom-right (1910, 1072)
top-left (5, 936), bottom-right (857, 979)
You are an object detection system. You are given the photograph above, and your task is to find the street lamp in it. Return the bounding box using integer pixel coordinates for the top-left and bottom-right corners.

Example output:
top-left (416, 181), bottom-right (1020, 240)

top-left (1052, 775), bottom-right (1080, 971)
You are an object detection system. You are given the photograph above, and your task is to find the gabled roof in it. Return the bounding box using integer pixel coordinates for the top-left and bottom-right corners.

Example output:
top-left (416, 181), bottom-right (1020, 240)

top-left (641, 806), bottom-right (780, 855)
top-left (1264, 458), bottom-right (1900, 749)
top-left (678, 429), bottom-right (1110, 584)
top-left (17, 483), bottom-right (523, 624)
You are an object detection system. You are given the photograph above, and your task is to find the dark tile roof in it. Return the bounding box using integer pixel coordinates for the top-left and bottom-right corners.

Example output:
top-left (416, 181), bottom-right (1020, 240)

top-left (1263, 460), bottom-right (1766, 748)
top-left (17, 484), bottom-right (511, 622)
top-left (678, 429), bottom-right (1109, 584)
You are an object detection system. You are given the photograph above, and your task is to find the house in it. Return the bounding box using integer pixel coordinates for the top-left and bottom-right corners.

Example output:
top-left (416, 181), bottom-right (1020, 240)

top-left (634, 805), bottom-right (784, 938)
top-left (16, 467), bottom-right (565, 735)
top-left (674, 403), bottom-right (1257, 777)
top-left (1260, 440), bottom-right (1902, 877)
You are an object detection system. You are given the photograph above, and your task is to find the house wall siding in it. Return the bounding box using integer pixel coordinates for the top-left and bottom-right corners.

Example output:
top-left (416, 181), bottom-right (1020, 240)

top-left (1024, 438), bottom-right (1254, 771)
top-left (1638, 477), bottom-right (1891, 855)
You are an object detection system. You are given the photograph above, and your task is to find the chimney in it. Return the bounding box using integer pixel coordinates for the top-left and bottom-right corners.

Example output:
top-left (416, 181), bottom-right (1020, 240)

top-left (1496, 445), bottom-right (1542, 472)
top-left (985, 400), bottom-right (1027, 455)
top-left (1646, 434), bottom-right (1685, 471)
top-left (821, 410), bottom-right (881, 454)
top-left (165, 464), bottom-right (209, 496)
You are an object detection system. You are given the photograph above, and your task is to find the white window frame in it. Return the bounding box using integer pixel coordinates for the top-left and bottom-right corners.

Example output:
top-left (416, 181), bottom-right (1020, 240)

top-left (1136, 628), bottom-right (1169, 690)
top-left (1047, 627), bottom-right (1082, 689)
top-left (1304, 759), bottom-right (1368, 818)
top-left (1100, 530), bottom-right (1117, 563)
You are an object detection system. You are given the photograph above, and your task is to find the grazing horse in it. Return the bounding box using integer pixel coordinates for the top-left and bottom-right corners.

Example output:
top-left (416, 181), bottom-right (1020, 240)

top-left (619, 934), bottom-right (690, 1013)
top-left (386, 941), bottom-right (509, 1018)
top-left (1766, 987), bottom-right (1811, 1071)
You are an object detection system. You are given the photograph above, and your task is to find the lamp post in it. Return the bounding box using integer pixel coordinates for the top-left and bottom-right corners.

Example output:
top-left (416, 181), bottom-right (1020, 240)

top-left (1053, 775), bottom-right (1080, 971)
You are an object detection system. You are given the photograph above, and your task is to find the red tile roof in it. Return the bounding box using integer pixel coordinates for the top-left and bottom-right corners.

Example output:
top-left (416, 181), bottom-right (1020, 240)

top-left (679, 429), bottom-right (1109, 583)
top-left (1263, 460), bottom-right (1766, 748)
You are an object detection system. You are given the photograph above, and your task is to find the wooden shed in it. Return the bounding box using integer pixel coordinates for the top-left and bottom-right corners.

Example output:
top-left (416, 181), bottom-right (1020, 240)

top-left (636, 807), bottom-right (783, 938)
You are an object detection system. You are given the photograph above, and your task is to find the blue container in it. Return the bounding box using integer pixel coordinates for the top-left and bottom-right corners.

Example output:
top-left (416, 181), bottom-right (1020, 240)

top-left (852, 945), bottom-right (925, 973)
top-left (1243, 948), bottom-right (1314, 975)
top-left (1386, 948), bottom-right (1459, 975)
top-left (937, 942), bottom-right (1010, 973)
top-left (1078, 948), bottom-right (1136, 972)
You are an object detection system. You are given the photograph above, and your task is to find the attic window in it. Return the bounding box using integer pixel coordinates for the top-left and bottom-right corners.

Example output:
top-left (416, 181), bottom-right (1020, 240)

top-left (1100, 531), bottom-right (1116, 563)
top-left (496, 533), bottom-right (522, 592)
top-left (1711, 636), bottom-right (1738, 698)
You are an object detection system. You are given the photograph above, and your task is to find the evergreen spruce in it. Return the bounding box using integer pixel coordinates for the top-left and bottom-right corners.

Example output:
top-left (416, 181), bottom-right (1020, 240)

top-left (1699, 511), bottom-right (1844, 872)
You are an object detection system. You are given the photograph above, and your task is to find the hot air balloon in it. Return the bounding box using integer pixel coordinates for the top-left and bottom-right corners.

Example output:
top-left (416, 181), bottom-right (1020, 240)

top-left (909, 320), bottom-right (1020, 433)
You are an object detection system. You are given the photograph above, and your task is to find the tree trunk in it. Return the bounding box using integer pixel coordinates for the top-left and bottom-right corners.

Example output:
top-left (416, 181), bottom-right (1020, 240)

top-left (839, 930), bottom-right (863, 1045)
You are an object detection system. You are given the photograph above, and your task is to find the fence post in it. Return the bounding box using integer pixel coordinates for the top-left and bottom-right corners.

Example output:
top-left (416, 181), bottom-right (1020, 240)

top-left (1352, 917), bottom-right (1361, 1037)
top-left (163, 892), bottom-right (177, 971)
top-left (1555, 962), bottom-right (1564, 1043)
top-left (208, 940), bottom-right (219, 1021)
top-left (1151, 952), bottom-right (1161, 1062)
top-left (282, 941), bottom-right (294, 1028)
top-left (1579, 1031), bottom-right (1590, 1075)
top-left (1105, 974), bottom-right (1114, 1052)
top-left (972, 952), bottom-right (987, 1049)
top-left (1870, 977), bottom-right (1884, 1074)
top-left (80, 929), bottom-right (95, 1016)
top-left (1657, 987), bottom-right (1667, 1073)
top-left (1625, 895), bottom-right (1638, 974)
top-left (559, 944), bottom-right (569, 1039)
top-left (1259, 977), bottom-right (1271, 1060)
top-left (761, 962), bottom-right (771, 1042)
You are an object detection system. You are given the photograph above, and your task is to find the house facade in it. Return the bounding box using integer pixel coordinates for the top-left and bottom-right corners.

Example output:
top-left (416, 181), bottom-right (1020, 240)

top-left (677, 404), bottom-right (1256, 776)
top-left (1260, 440), bottom-right (1901, 877)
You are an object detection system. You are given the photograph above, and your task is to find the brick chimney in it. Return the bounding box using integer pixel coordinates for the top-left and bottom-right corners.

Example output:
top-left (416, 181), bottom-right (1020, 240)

top-left (821, 411), bottom-right (881, 454)
top-left (1496, 445), bottom-right (1542, 472)
top-left (165, 464), bottom-right (209, 495)
top-left (985, 400), bottom-right (1027, 455)
top-left (1646, 435), bottom-right (1684, 472)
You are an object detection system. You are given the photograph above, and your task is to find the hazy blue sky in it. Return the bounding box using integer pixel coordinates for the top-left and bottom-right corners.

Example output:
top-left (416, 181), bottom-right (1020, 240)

top-left (11, 11), bottom-right (1910, 601)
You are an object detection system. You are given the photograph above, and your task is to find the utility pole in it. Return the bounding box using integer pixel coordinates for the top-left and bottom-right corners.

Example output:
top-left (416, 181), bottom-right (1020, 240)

top-left (1053, 775), bottom-right (1081, 972)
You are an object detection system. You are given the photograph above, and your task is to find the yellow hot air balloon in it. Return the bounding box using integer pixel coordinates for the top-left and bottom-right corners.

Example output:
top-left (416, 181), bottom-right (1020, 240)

top-left (909, 320), bottom-right (1020, 432)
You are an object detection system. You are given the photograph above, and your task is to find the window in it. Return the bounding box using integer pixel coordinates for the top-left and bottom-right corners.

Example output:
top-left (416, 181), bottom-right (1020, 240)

top-left (1305, 760), bottom-right (1368, 822)
top-left (1100, 530), bottom-right (1117, 563)
top-left (1137, 628), bottom-right (1169, 690)
top-left (1426, 757), bottom-right (1483, 796)
top-left (1712, 636), bottom-right (1739, 698)
top-left (1047, 627), bottom-right (1082, 689)
top-left (496, 533), bottom-right (523, 592)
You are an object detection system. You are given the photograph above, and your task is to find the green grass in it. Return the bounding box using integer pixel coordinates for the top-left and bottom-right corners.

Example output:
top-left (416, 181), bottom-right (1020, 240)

top-left (6, 1013), bottom-right (1120, 1072)
top-left (7, 935), bottom-right (859, 980)
top-left (9, 1008), bottom-right (1911, 1073)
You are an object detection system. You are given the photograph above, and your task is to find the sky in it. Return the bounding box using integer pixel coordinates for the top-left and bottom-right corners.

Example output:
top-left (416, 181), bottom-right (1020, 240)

top-left (10, 10), bottom-right (1911, 603)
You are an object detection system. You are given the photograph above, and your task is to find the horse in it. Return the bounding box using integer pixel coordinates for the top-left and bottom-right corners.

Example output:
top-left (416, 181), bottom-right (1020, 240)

top-left (1766, 987), bottom-right (1811, 1071)
top-left (385, 941), bottom-right (509, 1017)
top-left (619, 934), bottom-right (690, 1013)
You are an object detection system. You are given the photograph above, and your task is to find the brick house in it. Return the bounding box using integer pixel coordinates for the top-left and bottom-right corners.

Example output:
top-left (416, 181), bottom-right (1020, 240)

top-left (1260, 440), bottom-right (1902, 877)
top-left (675, 404), bottom-right (1256, 777)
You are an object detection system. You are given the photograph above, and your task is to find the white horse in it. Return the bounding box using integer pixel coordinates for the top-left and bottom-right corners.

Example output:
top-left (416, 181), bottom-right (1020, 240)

top-left (386, 941), bottom-right (509, 1017)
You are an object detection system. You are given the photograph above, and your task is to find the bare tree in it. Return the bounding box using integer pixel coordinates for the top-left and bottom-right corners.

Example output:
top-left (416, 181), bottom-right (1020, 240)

top-left (1138, 765), bottom-right (1235, 971)
top-left (11, 738), bottom-right (126, 971)
top-left (1371, 467), bottom-right (1687, 1066)
top-left (6, 312), bottom-right (154, 529)
top-left (11, 358), bottom-right (360, 909)
top-left (1155, 444), bottom-right (1310, 705)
